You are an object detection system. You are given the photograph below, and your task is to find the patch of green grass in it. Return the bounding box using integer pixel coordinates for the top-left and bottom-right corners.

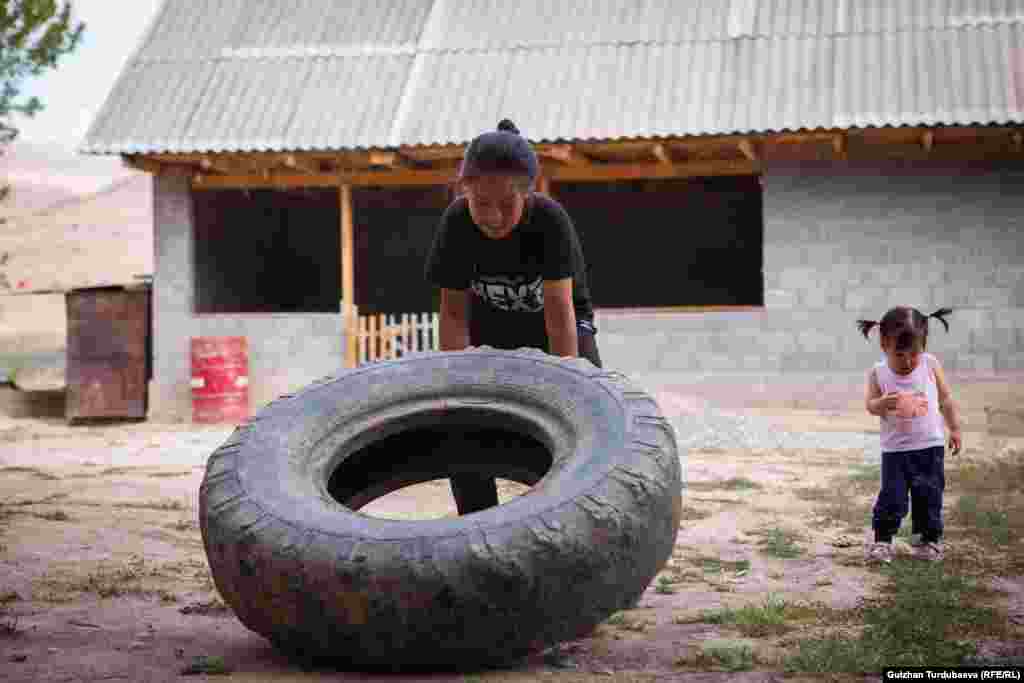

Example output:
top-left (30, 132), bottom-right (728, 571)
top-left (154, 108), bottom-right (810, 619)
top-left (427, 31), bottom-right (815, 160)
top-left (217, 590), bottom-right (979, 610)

top-left (654, 575), bottom-right (677, 594)
top-left (952, 496), bottom-right (1013, 547)
top-left (785, 561), bottom-right (999, 673)
top-left (946, 450), bottom-right (1024, 572)
top-left (753, 527), bottom-right (804, 559)
top-left (691, 556), bottom-right (751, 574)
top-left (697, 640), bottom-right (757, 672)
top-left (605, 612), bottom-right (628, 626)
top-left (180, 655), bottom-right (231, 676)
top-left (687, 593), bottom-right (818, 637)
top-left (603, 612), bottom-right (651, 632)
top-left (847, 464), bottom-right (881, 490)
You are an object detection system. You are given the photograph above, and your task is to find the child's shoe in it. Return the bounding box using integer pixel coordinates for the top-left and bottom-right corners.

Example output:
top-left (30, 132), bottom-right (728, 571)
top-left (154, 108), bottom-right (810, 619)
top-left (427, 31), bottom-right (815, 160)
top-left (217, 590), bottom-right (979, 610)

top-left (865, 542), bottom-right (893, 565)
top-left (912, 541), bottom-right (944, 562)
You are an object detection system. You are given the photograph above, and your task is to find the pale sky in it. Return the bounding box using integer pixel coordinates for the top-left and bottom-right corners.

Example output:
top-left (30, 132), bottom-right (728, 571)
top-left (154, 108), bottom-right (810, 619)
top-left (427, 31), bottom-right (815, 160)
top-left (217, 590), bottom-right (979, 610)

top-left (14, 0), bottom-right (165, 152)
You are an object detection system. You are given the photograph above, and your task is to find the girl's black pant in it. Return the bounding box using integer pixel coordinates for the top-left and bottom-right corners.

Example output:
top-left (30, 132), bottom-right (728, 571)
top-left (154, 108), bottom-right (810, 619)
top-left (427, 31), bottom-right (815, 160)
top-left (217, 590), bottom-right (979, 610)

top-left (872, 445), bottom-right (945, 543)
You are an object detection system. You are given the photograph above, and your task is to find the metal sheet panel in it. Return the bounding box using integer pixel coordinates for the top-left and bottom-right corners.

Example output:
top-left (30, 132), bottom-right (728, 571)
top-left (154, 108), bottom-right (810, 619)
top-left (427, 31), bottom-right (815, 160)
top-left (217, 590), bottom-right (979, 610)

top-left (80, 0), bottom-right (1024, 154)
top-left (136, 0), bottom-right (430, 61)
top-left (66, 288), bottom-right (150, 420)
top-left (399, 37), bottom-right (837, 145)
top-left (83, 56), bottom-right (410, 154)
top-left (833, 23), bottom-right (1024, 129)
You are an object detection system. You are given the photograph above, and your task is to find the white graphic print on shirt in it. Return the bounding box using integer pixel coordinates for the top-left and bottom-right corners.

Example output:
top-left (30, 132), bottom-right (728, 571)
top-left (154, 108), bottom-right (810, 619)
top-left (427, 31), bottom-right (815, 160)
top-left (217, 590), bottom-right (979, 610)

top-left (471, 274), bottom-right (544, 313)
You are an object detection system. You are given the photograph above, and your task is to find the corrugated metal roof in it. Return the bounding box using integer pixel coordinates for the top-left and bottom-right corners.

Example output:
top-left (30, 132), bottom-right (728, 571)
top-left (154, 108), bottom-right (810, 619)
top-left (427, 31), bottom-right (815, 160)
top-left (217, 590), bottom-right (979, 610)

top-left (85, 56), bottom-right (411, 154)
top-left (81, 0), bottom-right (1024, 154)
top-left (396, 24), bottom-right (1024, 145)
top-left (431, 0), bottom-right (1024, 48)
top-left (135, 0), bottom-right (431, 61)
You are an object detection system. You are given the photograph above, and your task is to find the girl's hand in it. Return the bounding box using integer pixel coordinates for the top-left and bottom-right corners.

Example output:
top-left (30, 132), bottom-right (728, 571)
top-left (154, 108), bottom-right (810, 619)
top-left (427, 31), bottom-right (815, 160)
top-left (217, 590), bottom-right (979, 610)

top-left (948, 430), bottom-right (962, 456)
top-left (878, 392), bottom-right (901, 414)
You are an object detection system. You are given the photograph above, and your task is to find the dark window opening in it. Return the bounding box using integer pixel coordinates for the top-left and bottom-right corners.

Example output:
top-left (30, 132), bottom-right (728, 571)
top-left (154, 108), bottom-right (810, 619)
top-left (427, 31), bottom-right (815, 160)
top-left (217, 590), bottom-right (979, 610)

top-left (355, 185), bottom-right (450, 316)
top-left (553, 176), bottom-right (764, 308)
top-left (192, 188), bottom-right (341, 314)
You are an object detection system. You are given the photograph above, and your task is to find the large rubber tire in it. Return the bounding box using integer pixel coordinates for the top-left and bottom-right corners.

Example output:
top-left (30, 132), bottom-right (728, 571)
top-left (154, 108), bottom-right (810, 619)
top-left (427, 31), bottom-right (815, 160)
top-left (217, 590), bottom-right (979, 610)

top-left (199, 347), bottom-right (683, 671)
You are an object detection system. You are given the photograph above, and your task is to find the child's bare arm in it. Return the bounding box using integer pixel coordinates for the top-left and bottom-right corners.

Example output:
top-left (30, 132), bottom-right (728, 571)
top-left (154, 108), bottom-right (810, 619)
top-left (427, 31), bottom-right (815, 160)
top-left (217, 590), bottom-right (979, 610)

top-left (931, 357), bottom-right (962, 453)
top-left (865, 369), bottom-right (898, 416)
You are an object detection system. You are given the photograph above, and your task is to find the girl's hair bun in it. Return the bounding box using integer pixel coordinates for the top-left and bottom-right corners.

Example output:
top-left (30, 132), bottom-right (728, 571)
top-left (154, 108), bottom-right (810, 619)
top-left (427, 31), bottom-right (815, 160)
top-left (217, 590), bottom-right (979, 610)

top-left (497, 119), bottom-right (520, 135)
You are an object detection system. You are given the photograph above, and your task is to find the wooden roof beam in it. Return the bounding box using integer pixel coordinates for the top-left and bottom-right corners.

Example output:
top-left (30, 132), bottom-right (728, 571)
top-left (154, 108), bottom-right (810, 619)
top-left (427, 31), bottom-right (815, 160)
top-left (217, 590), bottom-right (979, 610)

top-left (122, 155), bottom-right (163, 175)
top-left (401, 145), bottom-right (465, 163)
top-left (832, 133), bottom-right (846, 159)
top-left (199, 157), bottom-right (236, 175)
top-left (368, 150), bottom-right (422, 169)
top-left (191, 158), bottom-right (758, 190)
top-left (737, 138), bottom-right (758, 161)
top-left (282, 154), bottom-right (319, 174)
top-left (651, 143), bottom-right (674, 165)
top-left (922, 130), bottom-right (935, 153)
top-left (537, 144), bottom-right (591, 166)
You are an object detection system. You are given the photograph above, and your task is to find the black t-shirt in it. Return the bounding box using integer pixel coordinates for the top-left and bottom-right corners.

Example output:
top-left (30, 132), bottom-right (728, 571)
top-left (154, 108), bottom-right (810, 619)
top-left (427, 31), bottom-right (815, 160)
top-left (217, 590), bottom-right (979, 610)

top-left (424, 193), bottom-right (594, 351)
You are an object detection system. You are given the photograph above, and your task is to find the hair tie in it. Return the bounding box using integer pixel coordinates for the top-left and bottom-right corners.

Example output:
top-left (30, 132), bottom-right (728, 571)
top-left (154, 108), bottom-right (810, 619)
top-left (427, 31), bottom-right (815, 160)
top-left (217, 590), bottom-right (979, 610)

top-left (928, 307), bottom-right (953, 333)
top-left (856, 319), bottom-right (879, 340)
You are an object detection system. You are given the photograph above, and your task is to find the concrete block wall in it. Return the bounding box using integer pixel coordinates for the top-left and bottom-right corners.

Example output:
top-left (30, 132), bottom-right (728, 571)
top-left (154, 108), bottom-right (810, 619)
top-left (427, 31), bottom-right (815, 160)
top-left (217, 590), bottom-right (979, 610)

top-left (597, 160), bottom-right (1024, 390)
top-left (150, 160), bottom-right (1023, 420)
top-left (150, 173), bottom-right (345, 422)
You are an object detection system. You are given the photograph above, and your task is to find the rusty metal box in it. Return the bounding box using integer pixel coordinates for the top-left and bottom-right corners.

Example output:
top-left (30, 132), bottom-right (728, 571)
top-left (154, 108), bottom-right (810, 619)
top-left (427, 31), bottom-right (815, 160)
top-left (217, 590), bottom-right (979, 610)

top-left (65, 284), bottom-right (152, 421)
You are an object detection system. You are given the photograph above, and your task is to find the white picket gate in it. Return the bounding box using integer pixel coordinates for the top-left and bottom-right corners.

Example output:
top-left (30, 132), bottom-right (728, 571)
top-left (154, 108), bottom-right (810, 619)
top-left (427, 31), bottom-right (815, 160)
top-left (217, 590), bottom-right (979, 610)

top-left (351, 312), bottom-right (439, 365)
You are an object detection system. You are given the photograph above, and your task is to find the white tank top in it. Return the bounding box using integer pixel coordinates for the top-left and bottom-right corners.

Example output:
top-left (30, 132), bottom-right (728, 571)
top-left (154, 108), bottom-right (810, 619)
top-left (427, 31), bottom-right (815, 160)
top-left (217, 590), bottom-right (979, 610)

top-left (874, 353), bottom-right (946, 453)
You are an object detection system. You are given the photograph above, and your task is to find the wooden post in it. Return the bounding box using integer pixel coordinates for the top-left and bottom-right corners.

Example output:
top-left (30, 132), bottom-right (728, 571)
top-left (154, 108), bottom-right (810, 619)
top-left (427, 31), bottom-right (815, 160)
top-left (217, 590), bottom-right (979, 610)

top-left (537, 174), bottom-right (550, 195)
top-left (341, 183), bottom-right (357, 368)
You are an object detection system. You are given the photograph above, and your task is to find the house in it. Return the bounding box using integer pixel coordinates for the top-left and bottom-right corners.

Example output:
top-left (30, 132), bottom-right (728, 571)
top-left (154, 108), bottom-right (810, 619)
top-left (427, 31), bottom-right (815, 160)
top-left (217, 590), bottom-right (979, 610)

top-left (80, 0), bottom-right (1024, 421)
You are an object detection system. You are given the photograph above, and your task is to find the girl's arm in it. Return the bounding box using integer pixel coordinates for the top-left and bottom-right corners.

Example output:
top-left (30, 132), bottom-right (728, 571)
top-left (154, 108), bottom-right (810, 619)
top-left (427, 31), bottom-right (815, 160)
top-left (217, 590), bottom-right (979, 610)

top-left (543, 278), bottom-right (578, 358)
top-left (439, 288), bottom-right (470, 351)
top-left (931, 357), bottom-right (962, 454)
top-left (865, 368), bottom-right (898, 416)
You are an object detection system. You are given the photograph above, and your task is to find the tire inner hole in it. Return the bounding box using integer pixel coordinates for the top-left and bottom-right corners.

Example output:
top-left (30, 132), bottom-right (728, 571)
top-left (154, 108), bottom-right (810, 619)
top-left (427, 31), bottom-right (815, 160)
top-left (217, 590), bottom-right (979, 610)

top-left (327, 415), bottom-right (554, 518)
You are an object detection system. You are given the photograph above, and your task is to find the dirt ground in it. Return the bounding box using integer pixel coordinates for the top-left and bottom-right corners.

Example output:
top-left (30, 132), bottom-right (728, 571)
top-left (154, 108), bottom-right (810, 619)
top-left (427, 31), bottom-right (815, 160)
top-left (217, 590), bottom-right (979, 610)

top-left (1, 381), bottom-right (1023, 682)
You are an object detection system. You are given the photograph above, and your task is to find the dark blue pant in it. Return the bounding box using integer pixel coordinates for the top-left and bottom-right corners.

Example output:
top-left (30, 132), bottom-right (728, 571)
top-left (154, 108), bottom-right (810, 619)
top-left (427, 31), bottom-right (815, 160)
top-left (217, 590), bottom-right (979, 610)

top-left (873, 446), bottom-right (945, 543)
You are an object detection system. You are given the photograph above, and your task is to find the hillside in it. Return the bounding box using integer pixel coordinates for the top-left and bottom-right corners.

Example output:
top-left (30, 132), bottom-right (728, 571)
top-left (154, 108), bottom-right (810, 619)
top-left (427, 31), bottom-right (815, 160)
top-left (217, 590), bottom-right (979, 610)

top-left (1, 142), bottom-right (153, 369)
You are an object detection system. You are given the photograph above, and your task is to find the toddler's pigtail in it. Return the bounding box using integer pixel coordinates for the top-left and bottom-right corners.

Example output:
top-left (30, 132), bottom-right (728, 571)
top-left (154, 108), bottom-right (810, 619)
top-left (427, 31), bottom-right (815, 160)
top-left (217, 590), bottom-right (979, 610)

top-left (928, 307), bottom-right (953, 333)
top-left (856, 319), bottom-right (879, 340)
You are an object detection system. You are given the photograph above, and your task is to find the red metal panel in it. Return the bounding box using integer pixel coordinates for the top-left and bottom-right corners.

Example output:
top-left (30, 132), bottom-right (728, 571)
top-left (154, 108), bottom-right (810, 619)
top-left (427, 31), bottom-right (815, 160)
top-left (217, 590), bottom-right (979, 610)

top-left (191, 336), bottom-right (249, 424)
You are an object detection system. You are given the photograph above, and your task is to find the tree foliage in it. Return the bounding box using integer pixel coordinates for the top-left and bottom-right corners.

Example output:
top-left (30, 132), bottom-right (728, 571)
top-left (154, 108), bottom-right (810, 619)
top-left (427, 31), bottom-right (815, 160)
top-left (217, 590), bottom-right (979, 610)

top-left (1, 0), bottom-right (85, 144)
